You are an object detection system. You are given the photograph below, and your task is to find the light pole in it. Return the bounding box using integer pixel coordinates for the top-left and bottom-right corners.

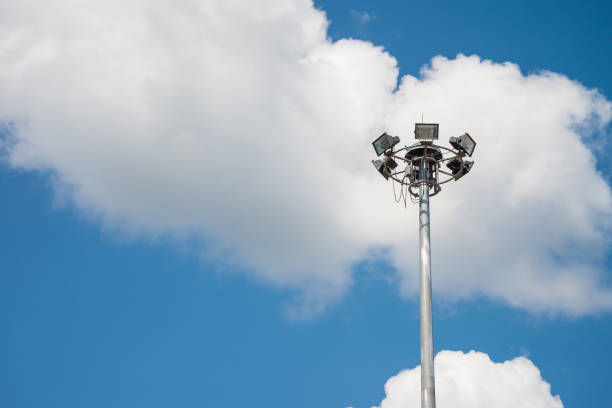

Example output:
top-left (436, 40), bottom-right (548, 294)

top-left (371, 124), bottom-right (476, 408)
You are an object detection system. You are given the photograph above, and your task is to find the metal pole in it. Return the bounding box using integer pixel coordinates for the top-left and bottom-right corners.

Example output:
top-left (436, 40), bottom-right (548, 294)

top-left (419, 163), bottom-right (436, 408)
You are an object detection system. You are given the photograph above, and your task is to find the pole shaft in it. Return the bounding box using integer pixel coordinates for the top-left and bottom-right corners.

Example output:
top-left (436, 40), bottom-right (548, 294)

top-left (419, 177), bottom-right (436, 408)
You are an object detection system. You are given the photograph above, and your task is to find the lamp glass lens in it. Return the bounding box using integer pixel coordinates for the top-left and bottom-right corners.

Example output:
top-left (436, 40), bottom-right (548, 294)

top-left (373, 139), bottom-right (389, 155)
top-left (461, 135), bottom-right (475, 156)
top-left (373, 134), bottom-right (393, 156)
top-left (415, 124), bottom-right (439, 140)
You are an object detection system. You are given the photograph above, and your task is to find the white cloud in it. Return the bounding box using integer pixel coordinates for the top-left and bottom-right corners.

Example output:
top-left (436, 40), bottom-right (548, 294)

top-left (372, 350), bottom-right (563, 408)
top-left (1, 0), bottom-right (611, 317)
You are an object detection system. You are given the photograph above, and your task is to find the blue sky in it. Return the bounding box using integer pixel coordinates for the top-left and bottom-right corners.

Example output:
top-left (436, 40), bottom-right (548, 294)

top-left (1, 1), bottom-right (612, 407)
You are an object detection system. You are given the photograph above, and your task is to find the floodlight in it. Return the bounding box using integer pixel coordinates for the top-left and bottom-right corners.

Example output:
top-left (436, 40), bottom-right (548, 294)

top-left (372, 157), bottom-right (398, 179)
top-left (372, 133), bottom-right (400, 156)
top-left (384, 157), bottom-right (398, 170)
top-left (449, 133), bottom-right (476, 157)
top-left (456, 161), bottom-right (473, 179)
top-left (447, 158), bottom-right (473, 179)
top-left (446, 158), bottom-right (461, 175)
top-left (415, 123), bottom-right (439, 141)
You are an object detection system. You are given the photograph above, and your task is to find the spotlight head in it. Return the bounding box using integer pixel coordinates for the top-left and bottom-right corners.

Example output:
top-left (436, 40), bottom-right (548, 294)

top-left (384, 156), bottom-right (398, 170)
top-left (414, 123), bottom-right (439, 141)
top-left (456, 160), bottom-right (474, 179)
top-left (446, 158), bottom-right (462, 175)
top-left (372, 133), bottom-right (400, 156)
top-left (449, 132), bottom-right (476, 157)
top-left (464, 160), bottom-right (474, 172)
top-left (447, 159), bottom-right (474, 179)
top-left (372, 157), bottom-right (398, 179)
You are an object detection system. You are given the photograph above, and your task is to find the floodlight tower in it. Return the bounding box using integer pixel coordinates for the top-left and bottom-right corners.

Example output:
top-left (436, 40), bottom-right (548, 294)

top-left (371, 124), bottom-right (476, 408)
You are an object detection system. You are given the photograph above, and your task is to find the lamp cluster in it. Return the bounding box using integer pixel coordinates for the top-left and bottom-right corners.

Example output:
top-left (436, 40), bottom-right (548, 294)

top-left (371, 123), bottom-right (477, 198)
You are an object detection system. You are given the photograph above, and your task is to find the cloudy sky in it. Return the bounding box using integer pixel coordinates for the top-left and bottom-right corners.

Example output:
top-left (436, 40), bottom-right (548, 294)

top-left (1, 0), bottom-right (611, 407)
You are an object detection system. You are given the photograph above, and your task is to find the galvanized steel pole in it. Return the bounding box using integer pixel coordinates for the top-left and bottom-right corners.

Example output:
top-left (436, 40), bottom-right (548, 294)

top-left (369, 125), bottom-right (476, 408)
top-left (419, 163), bottom-right (436, 408)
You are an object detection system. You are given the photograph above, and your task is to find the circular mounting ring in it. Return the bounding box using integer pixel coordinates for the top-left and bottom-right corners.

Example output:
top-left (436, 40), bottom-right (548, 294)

top-left (387, 142), bottom-right (469, 198)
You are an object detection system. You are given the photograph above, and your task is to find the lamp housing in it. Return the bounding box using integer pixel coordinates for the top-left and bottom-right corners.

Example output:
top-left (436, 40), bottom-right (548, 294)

top-left (446, 158), bottom-right (462, 175)
top-left (372, 157), bottom-right (398, 179)
top-left (372, 133), bottom-right (400, 156)
top-left (449, 133), bottom-right (476, 157)
top-left (455, 160), bottom-right (473, 179)
top-left (446, 159), bottom-right (473, 179)
top-left (414, 123), bottom-right (439, 141)
top-left (446, 157), bottom-right (474, 180)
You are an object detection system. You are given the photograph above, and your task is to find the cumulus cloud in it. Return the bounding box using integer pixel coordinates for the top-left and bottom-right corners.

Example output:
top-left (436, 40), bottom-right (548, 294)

top-left (1, 0), bottom-right (611, 316)
top-left (372, 350), bottom-right (563, 408)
